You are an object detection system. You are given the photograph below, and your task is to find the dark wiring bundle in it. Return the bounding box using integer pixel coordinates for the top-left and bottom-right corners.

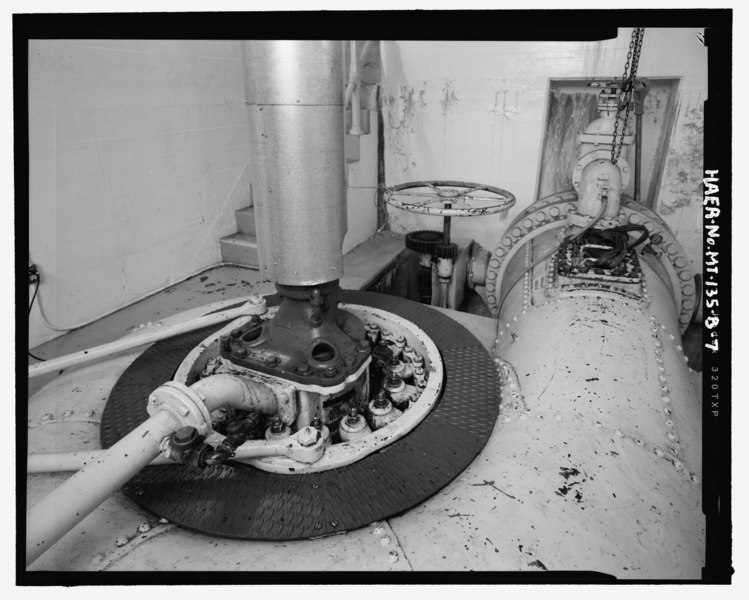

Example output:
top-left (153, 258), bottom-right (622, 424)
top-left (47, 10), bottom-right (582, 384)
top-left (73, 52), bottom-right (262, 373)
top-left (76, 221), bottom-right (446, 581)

top-left (501, 220), bottom-right (650, 313)
top-left (574, 224), bottom-right (650, 269)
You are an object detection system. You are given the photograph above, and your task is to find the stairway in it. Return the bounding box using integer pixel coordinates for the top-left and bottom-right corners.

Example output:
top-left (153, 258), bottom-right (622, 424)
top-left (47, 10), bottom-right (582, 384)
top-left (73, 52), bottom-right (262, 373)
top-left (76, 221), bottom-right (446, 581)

top-left (219, 206), bottom-right (259, 268)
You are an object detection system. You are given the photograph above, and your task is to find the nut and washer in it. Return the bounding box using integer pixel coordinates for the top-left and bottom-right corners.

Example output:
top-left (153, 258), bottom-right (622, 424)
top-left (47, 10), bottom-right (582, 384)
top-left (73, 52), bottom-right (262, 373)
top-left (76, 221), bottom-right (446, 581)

top-left (296, 426), bottom-right (320, 448)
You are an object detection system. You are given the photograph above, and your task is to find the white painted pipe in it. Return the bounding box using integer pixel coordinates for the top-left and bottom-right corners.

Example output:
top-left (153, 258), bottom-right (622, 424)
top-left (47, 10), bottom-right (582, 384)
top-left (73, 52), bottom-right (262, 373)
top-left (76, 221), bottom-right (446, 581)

top-left (28, 449), bottom-right (179, 473)
top-left (26, 372), bottom-right (281, 564)
top-left (192, 373), bottom-right (276, 414)
top-left (26, 409), bottom-right (179, 566)
top-left (348, 40), bottom-right (364, 136)
top-left (26, 376), bottom-right (278, 472)
top-left (28, 299), bottom-right (266, 379)
top-left (28, 432), bottom-right (292, 474)
top-left (344, 40), bottom-right (373, 108)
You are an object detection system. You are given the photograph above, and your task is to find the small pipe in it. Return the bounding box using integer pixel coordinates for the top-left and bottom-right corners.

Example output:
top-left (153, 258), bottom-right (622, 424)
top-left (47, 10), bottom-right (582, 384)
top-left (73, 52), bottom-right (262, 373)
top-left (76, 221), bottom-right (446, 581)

top-left (26, 409), bottom-right (180, 566)
top-left (349, 40), bottom-right (364, 135)
top-left (376, 86), bottom-right (387, 231)
top-left (443, 203), bottom-right (452, 245)
top-left (28, 299), bottom-right (266, 379)
top-left (635, 111), bottom-right (642, 204)
top-left (632, 78), bottom-right (650, 207)
top-left (344, 40), bottom-right (373, 107)
top-left (439, 281), bottom-right (450, 309)
top-left (295, 390), bottom-right (319, 429)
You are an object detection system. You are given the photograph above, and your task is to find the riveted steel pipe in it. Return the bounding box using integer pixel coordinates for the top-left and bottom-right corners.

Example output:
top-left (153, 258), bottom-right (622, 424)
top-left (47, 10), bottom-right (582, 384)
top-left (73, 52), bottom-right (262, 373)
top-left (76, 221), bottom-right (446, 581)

top-left (243, 40), bottom-right (346, 286)
top-left (490, 224), bottom-right (703, 577)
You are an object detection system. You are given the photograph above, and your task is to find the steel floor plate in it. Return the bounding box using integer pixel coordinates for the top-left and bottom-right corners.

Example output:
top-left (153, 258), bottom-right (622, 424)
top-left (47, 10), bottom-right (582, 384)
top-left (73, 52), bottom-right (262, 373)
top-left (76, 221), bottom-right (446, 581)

top-left (100, 291), bottom-right (501, 540)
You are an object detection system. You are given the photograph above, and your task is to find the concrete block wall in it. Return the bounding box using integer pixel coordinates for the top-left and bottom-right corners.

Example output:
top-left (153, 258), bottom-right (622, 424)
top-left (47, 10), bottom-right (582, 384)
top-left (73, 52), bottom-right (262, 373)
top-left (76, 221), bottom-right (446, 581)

top-left (28, 40), bottom-right (252, 348)
top-left (380, 29), bottom-right (707, 276)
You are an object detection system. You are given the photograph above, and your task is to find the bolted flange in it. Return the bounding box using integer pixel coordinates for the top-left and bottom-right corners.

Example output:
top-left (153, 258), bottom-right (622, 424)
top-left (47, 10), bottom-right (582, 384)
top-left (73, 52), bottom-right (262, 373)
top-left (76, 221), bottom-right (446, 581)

top-left (146, 382), bottom-right (212, 436)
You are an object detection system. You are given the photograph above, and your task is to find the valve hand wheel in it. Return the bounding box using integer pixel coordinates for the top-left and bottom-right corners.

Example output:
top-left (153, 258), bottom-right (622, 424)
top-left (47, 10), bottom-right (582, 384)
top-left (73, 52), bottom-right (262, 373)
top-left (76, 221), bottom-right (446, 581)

top-left (386, 181), bottom-right (515, 311)
top-left (384, 180), bottom-right (516, 217)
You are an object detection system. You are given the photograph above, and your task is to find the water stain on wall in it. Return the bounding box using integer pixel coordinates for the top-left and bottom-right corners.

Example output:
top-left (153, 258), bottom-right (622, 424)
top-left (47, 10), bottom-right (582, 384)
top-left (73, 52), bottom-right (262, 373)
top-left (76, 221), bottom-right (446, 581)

top-left (489, 89), bottom-right (521, 177)
top-left (383, 85), bottom-right (424, 175)
top-left (440, 80), bottom-right (459, 116)
top-left (538, 91), bottom-right (599, 199)
top-left (658, 104), bottom-right (704, 215)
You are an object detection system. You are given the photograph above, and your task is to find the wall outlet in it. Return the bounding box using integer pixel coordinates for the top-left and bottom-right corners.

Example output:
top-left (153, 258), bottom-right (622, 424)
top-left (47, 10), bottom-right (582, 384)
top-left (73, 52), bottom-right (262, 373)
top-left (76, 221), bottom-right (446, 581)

top-left (29, 263), bottom-right (39, 285)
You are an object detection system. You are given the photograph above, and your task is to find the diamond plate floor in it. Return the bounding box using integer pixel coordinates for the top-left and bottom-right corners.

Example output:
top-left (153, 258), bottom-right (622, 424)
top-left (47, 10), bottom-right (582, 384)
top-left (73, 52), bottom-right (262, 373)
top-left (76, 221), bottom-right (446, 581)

top-left (100, 290), bottom-right (501, 540)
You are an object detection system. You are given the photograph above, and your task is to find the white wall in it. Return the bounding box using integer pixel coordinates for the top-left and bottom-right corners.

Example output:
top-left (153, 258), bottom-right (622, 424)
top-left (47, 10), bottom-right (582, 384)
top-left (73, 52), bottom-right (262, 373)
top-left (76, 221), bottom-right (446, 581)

top-left (342, 89), bottom-right (380, 256)
top-left (28, 40), bottom-right (252, 348)
top-left (380, 29), bottom-right (707, 274)
top-left (28, 40), bottom-right (381, 349)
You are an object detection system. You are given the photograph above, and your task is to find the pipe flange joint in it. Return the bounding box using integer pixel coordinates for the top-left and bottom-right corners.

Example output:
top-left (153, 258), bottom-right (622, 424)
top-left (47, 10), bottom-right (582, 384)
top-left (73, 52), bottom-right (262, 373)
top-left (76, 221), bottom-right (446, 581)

top-left (147, 381), bottom-right (212, 436)
top-left (434, 243), bottom-right (458, 259)
top-left (566, 209), bottom-right (624, 230)
top-left (405, 230), bottom-right (443, 254)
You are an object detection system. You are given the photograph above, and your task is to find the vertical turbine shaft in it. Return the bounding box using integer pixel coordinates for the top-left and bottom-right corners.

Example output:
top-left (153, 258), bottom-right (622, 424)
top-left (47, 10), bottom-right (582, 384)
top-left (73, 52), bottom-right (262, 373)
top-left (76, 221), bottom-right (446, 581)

top-left (243, 40), bottom-right (346, 286)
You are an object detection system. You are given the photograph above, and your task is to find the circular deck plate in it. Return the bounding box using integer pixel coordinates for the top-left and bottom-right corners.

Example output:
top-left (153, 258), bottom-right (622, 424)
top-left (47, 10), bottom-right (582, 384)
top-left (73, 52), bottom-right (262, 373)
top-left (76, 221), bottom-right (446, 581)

top-left (100, 291), bottom-right (501, 541)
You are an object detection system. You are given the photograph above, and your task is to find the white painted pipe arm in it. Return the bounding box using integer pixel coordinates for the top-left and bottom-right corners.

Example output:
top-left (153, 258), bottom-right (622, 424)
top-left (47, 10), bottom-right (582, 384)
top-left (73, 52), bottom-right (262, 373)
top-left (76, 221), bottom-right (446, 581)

top-left (26, 372), bottom-right (287, 565)
top-left (28, 429), bottom-right (324, 474)
top-left (27, 374), bottom-right (280, 475)
top-left (28, 449), bottom-right (179, 473)
top-left (25, 372), bottom-right (294, 564)
top-left (26, 409), bottom-right (180, 566)
top-left (28, 296), bottom-right (267, 379)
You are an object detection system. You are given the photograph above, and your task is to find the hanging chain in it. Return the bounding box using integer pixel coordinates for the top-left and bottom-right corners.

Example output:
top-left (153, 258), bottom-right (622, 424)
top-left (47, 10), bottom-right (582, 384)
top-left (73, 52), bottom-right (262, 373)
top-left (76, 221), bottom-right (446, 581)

top-left (611, 27), bottom-right (645, 163)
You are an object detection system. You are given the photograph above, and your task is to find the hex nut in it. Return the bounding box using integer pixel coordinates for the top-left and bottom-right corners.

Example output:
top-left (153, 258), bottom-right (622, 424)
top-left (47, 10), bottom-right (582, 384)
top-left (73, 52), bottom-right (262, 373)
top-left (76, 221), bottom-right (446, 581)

top-left (296, 426), bottom-right (320, 447)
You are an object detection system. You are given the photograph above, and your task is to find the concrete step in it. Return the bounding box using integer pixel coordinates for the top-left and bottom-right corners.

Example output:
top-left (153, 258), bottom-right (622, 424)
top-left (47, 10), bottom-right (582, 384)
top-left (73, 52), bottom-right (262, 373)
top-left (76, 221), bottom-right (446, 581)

top-left (235, 206), bottom-right (256, 236)
top-left (220, 233), bottom-right (259, 268)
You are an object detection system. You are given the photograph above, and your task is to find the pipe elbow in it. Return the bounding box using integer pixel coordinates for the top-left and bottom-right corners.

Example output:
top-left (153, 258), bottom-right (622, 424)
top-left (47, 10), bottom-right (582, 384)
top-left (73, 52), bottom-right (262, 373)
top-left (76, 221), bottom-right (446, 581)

top-left (191, 374), bottom-right (277, 415)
